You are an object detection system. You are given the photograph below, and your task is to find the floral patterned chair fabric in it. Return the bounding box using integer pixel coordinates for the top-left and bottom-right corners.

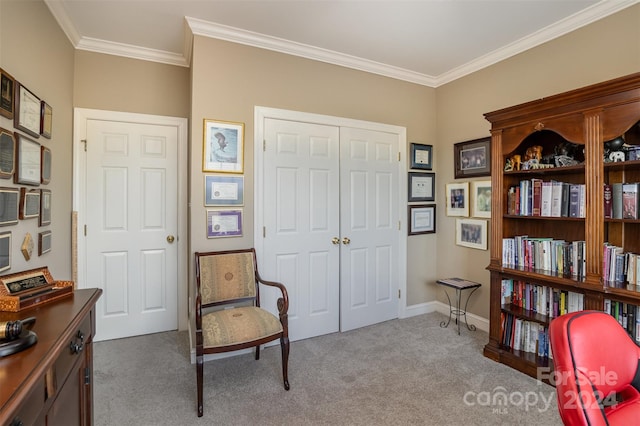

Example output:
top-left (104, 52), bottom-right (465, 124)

top-left (195, 249), bottom-right (290, 417)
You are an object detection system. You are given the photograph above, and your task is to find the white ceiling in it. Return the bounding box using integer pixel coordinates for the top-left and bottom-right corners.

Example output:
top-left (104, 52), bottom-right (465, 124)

top-left (44, 0), bottom-right (637, 87)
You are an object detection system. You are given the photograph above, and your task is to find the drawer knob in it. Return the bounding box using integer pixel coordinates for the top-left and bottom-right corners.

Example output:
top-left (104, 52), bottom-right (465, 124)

top-left (70, 330), bottom-right (85, 354)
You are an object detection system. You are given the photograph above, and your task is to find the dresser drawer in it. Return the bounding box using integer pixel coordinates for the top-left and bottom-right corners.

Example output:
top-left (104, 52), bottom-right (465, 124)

top-left (49, 313), bottom-right (92, 399)
top-left (6, 377), bottom-right (45, 426)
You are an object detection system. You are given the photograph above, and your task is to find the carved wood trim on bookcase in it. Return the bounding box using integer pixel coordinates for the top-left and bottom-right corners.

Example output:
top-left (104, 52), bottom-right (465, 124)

top-left (489, 129), bottom-right (503, 268)
top-left (584, 111), bottom-right (604, 286)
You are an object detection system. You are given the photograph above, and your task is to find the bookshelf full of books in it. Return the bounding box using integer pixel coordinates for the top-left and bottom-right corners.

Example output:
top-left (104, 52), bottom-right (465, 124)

top-left (483, 72), bottom-right (640, 382)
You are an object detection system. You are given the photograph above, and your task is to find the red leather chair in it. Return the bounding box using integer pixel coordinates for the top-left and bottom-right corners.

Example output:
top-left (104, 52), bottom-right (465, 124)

top-left (549, 310), bottom-right (640, 425)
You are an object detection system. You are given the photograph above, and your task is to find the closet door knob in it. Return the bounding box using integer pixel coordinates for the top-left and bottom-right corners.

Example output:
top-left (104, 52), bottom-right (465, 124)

top-left (342, 237), bottom-right (351, 245)
top-left (331, 237), bottom-right (340, 245)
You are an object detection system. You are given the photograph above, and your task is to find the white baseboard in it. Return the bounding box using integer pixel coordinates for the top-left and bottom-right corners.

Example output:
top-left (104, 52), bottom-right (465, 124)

top-left (402, 301), bottom-right (489, 333)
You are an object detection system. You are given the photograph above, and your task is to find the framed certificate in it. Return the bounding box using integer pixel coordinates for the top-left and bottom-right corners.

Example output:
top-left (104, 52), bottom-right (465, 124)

top-left (15, 133), bottom-right (41, 185)
top-left (14, 82), bottom-right (41, 138)
top-left (41, 146), bottom-right (52, 184)
top-left (408, 204), bottom-right (436, 235)
top-left (38, 230), bottom-right (52, 255)
top-left (408, 172), bottom-right (435, 202)
top-left (0, 187), bottom-right (19, 226)
top-left (410, 143), bottom-right (433, 170)
top-left (0, 68), bottom-right (14, 119)
top-left (39, 189), bottom-right (51, 226)
top-left (0, 128), bottom-right (15, 179)
top-left (206, 209), bottom-right (242, 238)
top-left (204, 175), bottom-right (244, 206)
top-left (19, 187), bottom-right (40, 220)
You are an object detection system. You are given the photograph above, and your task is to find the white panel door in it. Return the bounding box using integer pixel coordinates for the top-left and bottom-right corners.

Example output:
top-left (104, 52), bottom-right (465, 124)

top-left (262, 118), bottom-right (341, 341)
top-left (86, 120), bottom-right (178, 341)
top-left (339, 127), bottom-right (399, 331)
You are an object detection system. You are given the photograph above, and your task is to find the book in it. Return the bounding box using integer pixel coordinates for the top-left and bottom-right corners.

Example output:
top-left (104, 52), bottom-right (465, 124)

top-left (622, 182), bottom-right (639, 219)
top-left (604, 184), bottom-right (613, 219)
top-left (561, 182), bottom-right (571, 217)
top-left (531, 178), bottom-right (542, 216)
top-left (541, 181), bottom-right (552, 216)
top-left (551, 181), bottom-right (563, 217)
top-left (569, 184), bottom-right (581, 218)
top-left (613, 183), bottom-right (624, 219)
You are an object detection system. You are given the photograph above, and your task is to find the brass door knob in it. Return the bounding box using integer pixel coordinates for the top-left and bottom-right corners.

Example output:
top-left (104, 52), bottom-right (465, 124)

top-left (167, 235), bottom-right (175, 243)
top-left (342, 237), bottom-right (350, 245)
top-left (332, 237), bottom-right (340, 245)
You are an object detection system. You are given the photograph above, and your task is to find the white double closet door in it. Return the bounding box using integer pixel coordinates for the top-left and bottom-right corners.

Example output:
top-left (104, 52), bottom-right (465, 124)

top-left (259, 113), bottom-right (403, 341)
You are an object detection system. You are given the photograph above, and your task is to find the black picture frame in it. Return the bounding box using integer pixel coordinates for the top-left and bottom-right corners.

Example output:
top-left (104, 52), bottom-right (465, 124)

top-left (0, 68), bottom-right (15, 119)
top-left (408, 204), bottom-right (436, 235)
top-left (408, 172), bottom-right (435, 202)
top-left (454, 137), bottom-right (491, 179)
top-left (410, 143), bottom-right (433, 170)
top-left (40, 101), bottom-right (52, 139)
top-left (14, 82), bottom-right (41, 138)
top-left (0, 127), bottom-right (15, 179)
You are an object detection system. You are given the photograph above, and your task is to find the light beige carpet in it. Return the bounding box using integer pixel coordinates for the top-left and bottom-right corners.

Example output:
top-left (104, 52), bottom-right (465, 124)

top-left (93, 312), bottom-right (562, 425)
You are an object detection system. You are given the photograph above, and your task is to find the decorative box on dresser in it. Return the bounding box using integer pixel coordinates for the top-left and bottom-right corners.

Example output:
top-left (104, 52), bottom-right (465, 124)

top-left (483, 73), bottom-right (640, 381)
top-left (0, 288), bottom-right (102, 426)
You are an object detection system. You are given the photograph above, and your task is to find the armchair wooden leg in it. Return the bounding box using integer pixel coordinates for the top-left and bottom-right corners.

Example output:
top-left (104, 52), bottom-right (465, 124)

top-left (281, 336), bottom-right (290, 390)
top-left (255, 344), bottom-right (260, 360)
top-left (197, 355), bottom-right (204, 417)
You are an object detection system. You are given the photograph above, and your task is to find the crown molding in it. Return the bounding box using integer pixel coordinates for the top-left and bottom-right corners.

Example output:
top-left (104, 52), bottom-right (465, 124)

top-left (436, 0), bottom-right (639, 86)
top-left (46, 0), bottom-right (637, 85)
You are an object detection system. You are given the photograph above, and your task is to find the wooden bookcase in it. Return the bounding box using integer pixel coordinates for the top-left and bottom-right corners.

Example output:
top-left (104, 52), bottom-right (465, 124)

top-left (483, 72), bottom-right (640, 381)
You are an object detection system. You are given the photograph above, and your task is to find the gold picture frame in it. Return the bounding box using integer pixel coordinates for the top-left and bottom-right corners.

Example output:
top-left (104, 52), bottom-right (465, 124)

top-left (202, 119), bottom-right (244, 173)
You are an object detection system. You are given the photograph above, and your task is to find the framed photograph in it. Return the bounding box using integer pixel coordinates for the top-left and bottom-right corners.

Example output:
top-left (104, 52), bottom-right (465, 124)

top-left (0, 231), bottom-right (10, 272)
top-left (41, 146), bottom-right (52, 184)
top-left (471, 180), bottom-right (492, 218)
top-left (38, 230), bottom-right (52, 256)
top-left (408, 172), bottom-right (435, 202)
top-left (40, 101), bottom-right (52, 139)
top-left (446, 182), bottom-right (469, 217)
top-left (39, 189), bottom-right (51, 226)
top-left (408, 204), bottom-right (436, 235)
top-left (454, 137), bottom-right (491, 179)
top-left (410, 143), bottom-right (433, 170)
top-left (14, 82), bottom-right (41, 138)
top-left (0, 187), bottom-right (19, 226)
top-left (0, 127), bottom-right (15, 179)
top-left (207, 209), bottom-right (243, 238)
top-left (15, 133), bottom-right (41, 185)
top-left (203, 119), bottom-right (244, 173)
top-left (19, 188), bottom-right (40, 220)
top-left (0, 68), bottom-right (14, 119)
top-left (456, 218), bottom-right (488, 250)
top-left (204, 175), bottom-right (244, 206)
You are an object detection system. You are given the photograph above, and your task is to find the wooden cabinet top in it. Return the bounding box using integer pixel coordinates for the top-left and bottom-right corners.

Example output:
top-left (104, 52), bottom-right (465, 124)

top-left (0, 288), bottom-right (102, 423)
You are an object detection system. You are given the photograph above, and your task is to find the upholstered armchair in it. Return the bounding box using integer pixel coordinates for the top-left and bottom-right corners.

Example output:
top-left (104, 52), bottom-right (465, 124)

top-left (549, 310), bottom-right (640, 425)
top-left (195, 249), bottom-right (290, 417)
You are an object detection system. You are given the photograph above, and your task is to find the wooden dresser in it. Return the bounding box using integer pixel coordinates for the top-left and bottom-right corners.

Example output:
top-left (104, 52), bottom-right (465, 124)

top-left (0, 288), bottom-right (102, 426)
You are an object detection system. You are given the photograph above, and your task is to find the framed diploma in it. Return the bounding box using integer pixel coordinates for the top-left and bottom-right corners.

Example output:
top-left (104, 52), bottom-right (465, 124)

top-left (408, 172), bottom-right (435, 202)
top-left (0, 187), bottom-right (19, 226)
top-left (38, 230), bottom-right (52, 256)
top-left (39, 189), bottom-right (51, 226)
top-left (0, 231), bottom-right (10, 272)
top-left (14, 82), bottom-right (41, 138)
top-left (15, 133), bottom-right (41, 185)
top-left (41, 146), bottom-right (52, 184)
top-left (40, 101), bottom-right (52, 139)
top-left (0, 128), bottom-right (15, 179)
top-left (0, 68), bottom-right (15, 119)
top-left (408, 204), bottom-right (436, 235)
top-left (203, 119), bottom-right (244, 173)
top-left (204, 175), bottom-right (244, 206)
top-left (19, 187), bottom-right (40, 220)
top-left (410, 143), bottom-right (433, 170)
top-left (206, 209), bottom-right (242, 238)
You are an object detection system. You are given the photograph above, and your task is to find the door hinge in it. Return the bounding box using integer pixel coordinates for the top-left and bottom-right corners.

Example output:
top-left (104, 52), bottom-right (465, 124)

top-left (263, 140), bottom-right (266, 152)
top-left (398, 221), bottom-right (401, 230)
top-left (81, 139), bottom-right (87, 152)
top-left (398, 289), bottom-right (401, 299)
top-left (84, 225), bottom-right (87, 236)
top-left (84, 367), bottom-right (90, 385)
top-left (263, 226), bottom-right (266, 238)
top-left (398, 152), bottom-right (400, 162)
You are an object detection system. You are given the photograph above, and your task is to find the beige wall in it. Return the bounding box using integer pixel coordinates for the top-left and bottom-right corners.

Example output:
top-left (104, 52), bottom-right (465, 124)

top-left (190, 36), bottom-right (438, 309)
top-left (0, 0), bottom-right (75, 279)
top-left (435, 4), bottom-right (640, 319)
